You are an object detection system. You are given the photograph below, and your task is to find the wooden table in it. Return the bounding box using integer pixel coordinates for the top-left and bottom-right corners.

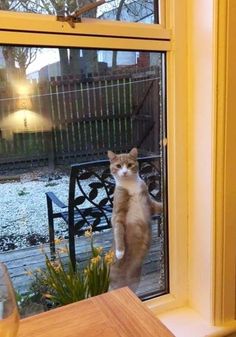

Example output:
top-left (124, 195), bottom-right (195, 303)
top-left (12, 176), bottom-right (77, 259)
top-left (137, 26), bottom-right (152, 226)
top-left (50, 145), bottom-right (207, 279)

top-left (18, 287), bottom-right (174, 337)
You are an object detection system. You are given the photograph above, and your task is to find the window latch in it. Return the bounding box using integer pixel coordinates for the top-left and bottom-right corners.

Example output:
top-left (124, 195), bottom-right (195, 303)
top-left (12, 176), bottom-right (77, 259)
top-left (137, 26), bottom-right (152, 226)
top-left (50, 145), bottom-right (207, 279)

top-left (57, 0), bottom-right (105, 28)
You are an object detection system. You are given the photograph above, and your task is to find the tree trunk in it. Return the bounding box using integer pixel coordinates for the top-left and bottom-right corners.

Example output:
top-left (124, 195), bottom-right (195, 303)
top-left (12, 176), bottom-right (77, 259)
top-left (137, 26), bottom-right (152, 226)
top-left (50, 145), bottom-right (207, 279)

top-left (18, 66), bottom-right (27, 79)
top-left (0, 0), bottom-right (9, 10)
top-left (82, 50), bottom-right (98, 76)
top-left (69, 49), bottom-right (81, 75)
top-left (112, 0), bottom-right (126, 68)
top-left (2, 47), bottom-right (17, 81)
top-left (79, 0), bottom-right (98, 76)
top-left (59, 49), bottom-right (70, 76)
top-left (55, 0), bottom-right (98, 77)
top-left (112, 51), bottom-right (118, 69)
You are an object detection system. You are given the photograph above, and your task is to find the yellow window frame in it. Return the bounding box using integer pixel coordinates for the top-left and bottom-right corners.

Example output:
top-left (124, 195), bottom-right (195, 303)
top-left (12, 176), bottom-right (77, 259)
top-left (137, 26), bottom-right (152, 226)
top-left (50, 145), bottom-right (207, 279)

top-left (0, 1), bottom-right (189, 323)
top-left (0, 1), bottom-right (235, 334)
top-left (0, 10), bottom-right (171, 50)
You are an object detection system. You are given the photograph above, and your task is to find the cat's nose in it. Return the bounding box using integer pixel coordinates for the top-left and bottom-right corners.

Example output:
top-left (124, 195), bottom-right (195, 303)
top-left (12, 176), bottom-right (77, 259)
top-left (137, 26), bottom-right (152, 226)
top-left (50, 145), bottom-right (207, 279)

top-left (122, 168), bottom-right (128, 176)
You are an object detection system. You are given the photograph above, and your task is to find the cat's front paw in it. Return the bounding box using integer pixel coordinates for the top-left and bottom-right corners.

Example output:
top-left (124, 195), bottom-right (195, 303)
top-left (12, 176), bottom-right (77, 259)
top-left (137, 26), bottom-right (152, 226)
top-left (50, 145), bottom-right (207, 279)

top-left (116, 249), bottom-right (125, 260)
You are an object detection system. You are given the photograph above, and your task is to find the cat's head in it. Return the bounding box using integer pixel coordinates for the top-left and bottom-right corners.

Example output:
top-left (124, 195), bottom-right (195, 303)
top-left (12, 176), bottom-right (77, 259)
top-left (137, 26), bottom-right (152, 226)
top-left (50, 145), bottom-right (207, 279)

top-left (107, 148), bottom-right (139, 180)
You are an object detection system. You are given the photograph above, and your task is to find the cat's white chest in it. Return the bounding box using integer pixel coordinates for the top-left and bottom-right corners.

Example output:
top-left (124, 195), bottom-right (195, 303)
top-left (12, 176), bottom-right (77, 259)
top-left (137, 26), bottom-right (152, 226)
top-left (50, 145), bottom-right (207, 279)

top-left (115, 177), bottom-right (149, 223)
top-left (125, 180), bottom-right (148, 223)
top-left (115, 176), bottom-right (142, 195)
top-left (123, 180), bottom-right (141, 195)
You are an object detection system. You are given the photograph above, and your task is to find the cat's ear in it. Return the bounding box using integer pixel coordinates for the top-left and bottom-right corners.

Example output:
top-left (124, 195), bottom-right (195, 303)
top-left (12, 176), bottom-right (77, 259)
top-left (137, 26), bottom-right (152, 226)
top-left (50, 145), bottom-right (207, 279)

top-left (129, 147), bottom-right (138, 159)
top-left (107, 150), bottom-right (117, 161)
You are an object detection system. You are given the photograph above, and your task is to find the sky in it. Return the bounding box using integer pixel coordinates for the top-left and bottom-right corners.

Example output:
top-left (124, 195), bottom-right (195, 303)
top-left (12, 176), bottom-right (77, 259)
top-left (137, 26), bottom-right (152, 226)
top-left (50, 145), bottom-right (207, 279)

top-left (26, 48), bottom-right (138, 76)
top-left (26, 48), bottom-right (59, 74)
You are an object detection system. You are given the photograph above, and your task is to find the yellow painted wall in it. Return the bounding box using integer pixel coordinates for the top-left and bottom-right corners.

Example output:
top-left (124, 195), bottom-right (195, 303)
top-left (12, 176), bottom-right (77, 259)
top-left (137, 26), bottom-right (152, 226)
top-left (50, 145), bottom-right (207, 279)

top-left (223, 0), bottom-right (236, 321)
top-left (188, 0), bottom-right (236, 324)
top-left (0, 1), bottom-right (235, 330)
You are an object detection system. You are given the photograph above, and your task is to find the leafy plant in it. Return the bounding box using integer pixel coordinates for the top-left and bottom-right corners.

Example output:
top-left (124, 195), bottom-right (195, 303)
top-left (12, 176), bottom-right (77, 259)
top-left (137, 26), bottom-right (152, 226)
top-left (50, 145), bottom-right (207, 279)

top-left (84, 229), bottom-right (114, 297)
top-left (43, 251), bottom-right (87, 306)
top-left (26, 228), bottom-right (114, 308)
top-left (15, 290), bottom-right (45, 318)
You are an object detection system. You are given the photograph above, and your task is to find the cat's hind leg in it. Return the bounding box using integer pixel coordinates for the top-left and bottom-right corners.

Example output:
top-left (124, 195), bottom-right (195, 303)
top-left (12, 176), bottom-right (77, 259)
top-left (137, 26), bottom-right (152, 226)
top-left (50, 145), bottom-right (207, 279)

top-left (110, 259), bottom-right (129, 290)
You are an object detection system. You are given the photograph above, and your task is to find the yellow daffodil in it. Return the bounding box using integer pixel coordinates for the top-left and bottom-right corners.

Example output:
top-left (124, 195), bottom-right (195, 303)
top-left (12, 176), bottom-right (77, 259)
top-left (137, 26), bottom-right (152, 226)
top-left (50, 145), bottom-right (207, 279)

top-left (84, 227), bottom-right (93, 238)
top-left (54, 238), bottom-right (62, 244)
top-left (96, 246), bottom-right (103, 254)
top-left (91, 255), bottom-right (101, 265)
top-left (57, 246), bottom-right (68, 254)
top-left (48, 260), bottom-right (61, 271)
top-left (54, 264), bottom-right (62, 272)
top-left (43, 293), bottom-right (53, 299)
top-left (104, 250), bottom-right (115, 265)
top-left (84, 268), bottom-right (89, 275)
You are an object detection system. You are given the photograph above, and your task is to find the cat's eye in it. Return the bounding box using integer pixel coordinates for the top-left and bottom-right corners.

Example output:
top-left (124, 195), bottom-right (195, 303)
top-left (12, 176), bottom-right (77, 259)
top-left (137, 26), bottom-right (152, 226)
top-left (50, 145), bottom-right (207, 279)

top-left (127, 163), bottom-right (133, 168)
top-left (116, 164), bottom-right (122, 168)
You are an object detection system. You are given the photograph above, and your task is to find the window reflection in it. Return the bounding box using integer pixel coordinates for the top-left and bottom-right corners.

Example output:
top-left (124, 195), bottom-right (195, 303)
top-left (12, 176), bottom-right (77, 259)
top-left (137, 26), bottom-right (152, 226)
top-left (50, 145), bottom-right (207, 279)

top-left (0, 0), bottom-right (158, 24)
top-left (0, 46), bottom-right (167, 302)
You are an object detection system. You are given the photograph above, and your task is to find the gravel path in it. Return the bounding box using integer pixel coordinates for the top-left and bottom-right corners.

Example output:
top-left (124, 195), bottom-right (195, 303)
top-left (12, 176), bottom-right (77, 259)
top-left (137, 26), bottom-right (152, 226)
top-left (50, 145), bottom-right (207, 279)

top-left (0, 169), bottom-right (70, 251)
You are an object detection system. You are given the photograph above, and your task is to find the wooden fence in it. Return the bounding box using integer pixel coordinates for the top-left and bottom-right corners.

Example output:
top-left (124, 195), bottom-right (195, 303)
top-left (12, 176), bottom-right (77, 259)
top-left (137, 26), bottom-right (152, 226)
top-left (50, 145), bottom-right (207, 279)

top-left (0, 67), bottom-right (161, 171)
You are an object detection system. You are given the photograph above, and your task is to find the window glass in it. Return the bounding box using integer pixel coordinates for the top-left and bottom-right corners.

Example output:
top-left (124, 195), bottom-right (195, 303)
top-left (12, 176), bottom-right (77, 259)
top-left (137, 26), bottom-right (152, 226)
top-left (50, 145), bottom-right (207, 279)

top-left (0, 45), bottom-right (167, 314)
top-left (0, 0), bottom-right (159, 24)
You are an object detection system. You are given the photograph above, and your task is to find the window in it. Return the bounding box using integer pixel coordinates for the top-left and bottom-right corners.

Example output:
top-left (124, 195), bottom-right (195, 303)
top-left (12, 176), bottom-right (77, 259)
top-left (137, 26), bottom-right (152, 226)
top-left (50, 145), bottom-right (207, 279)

top-left (0, 0), bottom-right (161, 24)
top-left (0, 2), bottom-right (234, 335)
top-left (0, 7), bottom-right (170, 308)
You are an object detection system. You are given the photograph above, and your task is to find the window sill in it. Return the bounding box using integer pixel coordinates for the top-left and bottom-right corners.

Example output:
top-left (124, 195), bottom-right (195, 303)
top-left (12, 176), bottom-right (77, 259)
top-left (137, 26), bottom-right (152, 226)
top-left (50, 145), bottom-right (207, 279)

top-left (146, 300), bottom-right (236, 337)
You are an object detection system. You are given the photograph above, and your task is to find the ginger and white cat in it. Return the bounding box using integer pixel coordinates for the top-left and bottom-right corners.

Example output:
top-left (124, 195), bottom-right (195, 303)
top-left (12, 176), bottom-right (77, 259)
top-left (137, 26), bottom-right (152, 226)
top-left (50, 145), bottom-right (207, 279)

top-left (108, 147), bottom-right (163, 291)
